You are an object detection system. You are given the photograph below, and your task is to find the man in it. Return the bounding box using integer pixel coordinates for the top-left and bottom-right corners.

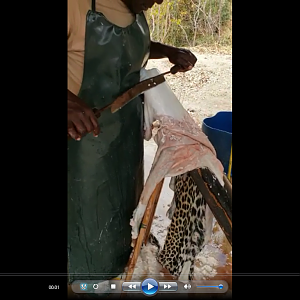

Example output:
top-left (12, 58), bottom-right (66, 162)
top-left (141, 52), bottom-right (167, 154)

top-left (67, 0), bottom-right (197, 286)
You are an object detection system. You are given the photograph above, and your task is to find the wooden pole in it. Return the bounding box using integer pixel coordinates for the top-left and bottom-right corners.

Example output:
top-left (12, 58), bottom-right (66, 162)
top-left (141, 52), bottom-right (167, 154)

top-left (223, 174), bottom-right (232, 202)
top-left (227, 144), bottom-right (232, 180)
top-left (120, 179), bottom-right (164, 298)
top-left (190, 168), bottom-right (232, 246)
top-left (144, 178), bottom-right (164, 245)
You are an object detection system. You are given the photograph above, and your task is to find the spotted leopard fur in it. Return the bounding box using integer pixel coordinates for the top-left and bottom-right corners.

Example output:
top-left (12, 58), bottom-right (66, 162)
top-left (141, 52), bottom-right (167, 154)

top-left (149, 172), bottom-right (208, 280)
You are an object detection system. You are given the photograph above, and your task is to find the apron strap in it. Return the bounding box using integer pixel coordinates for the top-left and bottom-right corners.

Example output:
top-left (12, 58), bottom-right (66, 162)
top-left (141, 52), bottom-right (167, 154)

top-left (91, 0), bottom-right (95, 11)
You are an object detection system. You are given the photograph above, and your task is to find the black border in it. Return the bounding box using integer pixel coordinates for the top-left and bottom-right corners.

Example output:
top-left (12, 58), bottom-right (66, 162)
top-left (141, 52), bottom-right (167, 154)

top-left (1, 1), bottom-right (67, 297)
top-left (230, 1), bottom-right (299, 298)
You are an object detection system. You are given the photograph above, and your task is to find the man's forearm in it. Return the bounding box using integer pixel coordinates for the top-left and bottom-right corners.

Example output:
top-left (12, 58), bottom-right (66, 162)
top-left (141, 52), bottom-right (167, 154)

top-left (149, 41), bottom-right (176, 59)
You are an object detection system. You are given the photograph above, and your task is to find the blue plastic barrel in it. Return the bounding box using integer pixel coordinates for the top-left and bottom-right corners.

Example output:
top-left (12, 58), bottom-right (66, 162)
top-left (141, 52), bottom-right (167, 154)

top-left (202, 111), bottom-right (232, 176)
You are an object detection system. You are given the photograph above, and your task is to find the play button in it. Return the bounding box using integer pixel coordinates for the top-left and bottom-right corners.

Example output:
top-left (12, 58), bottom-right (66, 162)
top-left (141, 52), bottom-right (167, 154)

top-left (141, 278), bottom-right (158, 296)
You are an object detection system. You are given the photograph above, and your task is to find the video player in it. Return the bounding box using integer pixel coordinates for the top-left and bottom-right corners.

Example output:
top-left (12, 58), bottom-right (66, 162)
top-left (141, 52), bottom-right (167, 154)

top-left (71, 279), bottom-right (228, 296)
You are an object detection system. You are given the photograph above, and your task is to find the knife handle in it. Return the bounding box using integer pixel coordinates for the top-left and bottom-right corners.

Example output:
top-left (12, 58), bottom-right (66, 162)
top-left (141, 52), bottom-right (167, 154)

top-left (170, 65), bottom-right (181, 74)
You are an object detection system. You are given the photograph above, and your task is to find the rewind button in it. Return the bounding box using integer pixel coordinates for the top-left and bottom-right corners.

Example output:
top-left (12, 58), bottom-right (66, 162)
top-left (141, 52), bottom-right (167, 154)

top-left (122, 282), bottom-right (141, 292)
top-left (159, 282), bottom-right (178, 292)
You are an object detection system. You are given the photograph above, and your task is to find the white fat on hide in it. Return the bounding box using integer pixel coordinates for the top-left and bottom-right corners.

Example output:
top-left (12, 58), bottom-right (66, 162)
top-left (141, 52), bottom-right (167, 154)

top-left (130, 203), bottom-right (146, 241)
top-left (140, 67), bottom-right (187, 141)
top-left (204, 206), bottom-right (214, 245)
top-left (178, 261), bottom-right (192, 281)
top-left (130, 67), bottom-right (224, 246)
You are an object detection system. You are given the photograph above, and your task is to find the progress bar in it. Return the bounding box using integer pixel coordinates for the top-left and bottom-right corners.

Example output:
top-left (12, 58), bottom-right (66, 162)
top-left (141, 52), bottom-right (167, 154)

top-left (197, 284), bottom-right (223, 289)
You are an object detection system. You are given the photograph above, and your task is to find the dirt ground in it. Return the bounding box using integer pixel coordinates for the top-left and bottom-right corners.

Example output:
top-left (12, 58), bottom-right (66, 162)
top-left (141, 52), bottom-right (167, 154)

top-left (146, 49), bottom-right (232, 126)
top-left (143, 49), bottom-right (232, 281)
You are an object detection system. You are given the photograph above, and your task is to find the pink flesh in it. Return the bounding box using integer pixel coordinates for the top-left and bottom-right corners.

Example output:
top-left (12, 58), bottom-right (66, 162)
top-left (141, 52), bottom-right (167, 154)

top-left (131, 68), bottom-right (224, 237)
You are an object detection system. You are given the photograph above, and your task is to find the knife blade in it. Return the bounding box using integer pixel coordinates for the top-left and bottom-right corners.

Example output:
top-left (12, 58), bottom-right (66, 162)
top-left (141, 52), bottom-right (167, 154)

top-left (92, 65), bottom-right (180, 116)
top-left (89, 73), bottom-right (166, 119)
top-left (110, 65), bottom-right (181, 113)
top-left (110, 73), bottom-right (165, 113)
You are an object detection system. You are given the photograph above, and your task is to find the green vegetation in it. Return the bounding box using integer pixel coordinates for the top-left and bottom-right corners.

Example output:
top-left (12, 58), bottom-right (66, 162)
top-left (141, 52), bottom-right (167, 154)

top-left (146, 0), bottom-right (232, 49)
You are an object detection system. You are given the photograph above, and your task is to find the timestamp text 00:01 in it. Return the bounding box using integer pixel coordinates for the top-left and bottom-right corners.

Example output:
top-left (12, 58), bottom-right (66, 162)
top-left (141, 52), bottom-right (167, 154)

top-left (49, 285), bottom-right (59, 289)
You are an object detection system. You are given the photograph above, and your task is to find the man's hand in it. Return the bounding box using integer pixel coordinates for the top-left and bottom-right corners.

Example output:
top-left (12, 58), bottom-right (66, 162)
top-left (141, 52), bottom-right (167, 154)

top-left (166, 47), bottom-right (197, 72)
top-left (68, 90), bottom-right (100, 140)
top-left (149, 41), bottom-right (197, 72)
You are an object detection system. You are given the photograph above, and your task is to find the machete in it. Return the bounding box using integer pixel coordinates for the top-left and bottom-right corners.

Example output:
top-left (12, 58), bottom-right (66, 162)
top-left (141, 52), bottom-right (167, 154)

top-left (68, 65), bottom-right (180, 139)
top-left (93, 65), bottom-right (180, 117)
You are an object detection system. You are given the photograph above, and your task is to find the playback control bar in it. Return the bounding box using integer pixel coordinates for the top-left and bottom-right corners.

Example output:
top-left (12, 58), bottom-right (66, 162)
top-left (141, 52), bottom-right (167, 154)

top-left (72, 279), bottom-right (228, 295)
top-left (121, 280), bottom-right (177, 293)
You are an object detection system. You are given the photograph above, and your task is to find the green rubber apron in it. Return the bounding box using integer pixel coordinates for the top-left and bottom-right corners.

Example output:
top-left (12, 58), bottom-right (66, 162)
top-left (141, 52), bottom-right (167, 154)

top-left (67, 0), bottom-right (150, 283)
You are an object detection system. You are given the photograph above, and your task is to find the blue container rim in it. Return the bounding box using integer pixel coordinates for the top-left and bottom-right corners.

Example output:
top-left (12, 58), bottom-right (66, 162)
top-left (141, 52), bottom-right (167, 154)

top-left (203, 111), bottom-right (232, 135)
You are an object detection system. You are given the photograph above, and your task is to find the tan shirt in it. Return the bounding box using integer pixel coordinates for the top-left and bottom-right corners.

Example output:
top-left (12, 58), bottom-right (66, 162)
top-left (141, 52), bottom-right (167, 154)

top-left (68, 0), bottom-right (135, 95)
